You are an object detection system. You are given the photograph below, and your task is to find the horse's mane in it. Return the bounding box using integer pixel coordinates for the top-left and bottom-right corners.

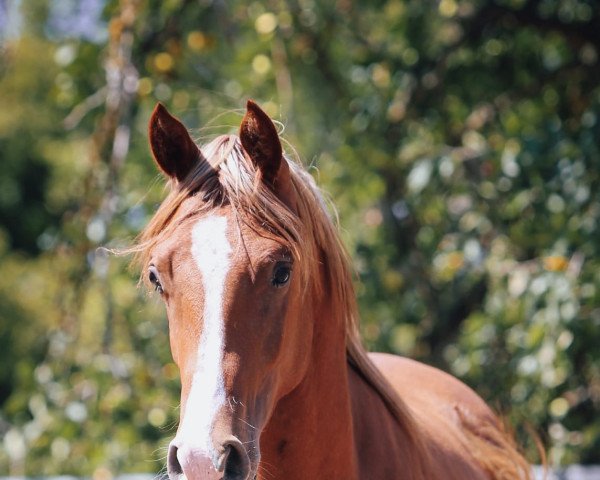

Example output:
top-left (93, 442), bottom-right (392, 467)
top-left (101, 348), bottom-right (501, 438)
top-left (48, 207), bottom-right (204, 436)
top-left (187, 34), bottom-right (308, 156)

top-left (131, 134), bottom-right (531, 480)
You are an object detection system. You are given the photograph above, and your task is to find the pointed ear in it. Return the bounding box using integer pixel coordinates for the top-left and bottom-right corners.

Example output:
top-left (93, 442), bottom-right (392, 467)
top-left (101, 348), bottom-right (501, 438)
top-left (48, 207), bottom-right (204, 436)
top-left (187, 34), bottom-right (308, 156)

top-left (148, 103), bottom-right (201, 182)
top-left (239, 100), bottom-right (286, 187)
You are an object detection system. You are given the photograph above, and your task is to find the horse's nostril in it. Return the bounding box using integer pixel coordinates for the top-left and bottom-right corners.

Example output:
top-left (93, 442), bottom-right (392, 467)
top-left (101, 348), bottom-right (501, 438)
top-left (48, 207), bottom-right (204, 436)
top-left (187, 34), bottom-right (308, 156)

top-left (223, 439), bottom-right (250, 479)
top-left (166, 438), bottom-right (250, 480)
top-left (167, 444), bottom-right (183, 476)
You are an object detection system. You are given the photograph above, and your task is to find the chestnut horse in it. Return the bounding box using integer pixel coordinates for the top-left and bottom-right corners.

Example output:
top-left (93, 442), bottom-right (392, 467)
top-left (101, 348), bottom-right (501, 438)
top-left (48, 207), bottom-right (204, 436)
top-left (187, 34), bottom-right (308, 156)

top-left (133, 100), bottom-right (532, 480)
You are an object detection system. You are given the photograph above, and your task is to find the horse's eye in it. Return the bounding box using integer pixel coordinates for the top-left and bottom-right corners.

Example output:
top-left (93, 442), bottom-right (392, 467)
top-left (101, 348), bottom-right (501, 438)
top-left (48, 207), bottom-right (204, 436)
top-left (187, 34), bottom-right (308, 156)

top-left (272, 262), bottom-right (292, 288)
top-left (148, 266), bottom-right (164, 294)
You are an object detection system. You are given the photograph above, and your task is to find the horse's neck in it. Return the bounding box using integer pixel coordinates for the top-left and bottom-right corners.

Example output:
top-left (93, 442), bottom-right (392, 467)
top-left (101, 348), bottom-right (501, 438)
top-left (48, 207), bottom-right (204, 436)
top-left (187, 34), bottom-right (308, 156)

top-left (259, 301), bottom-right (359, 480)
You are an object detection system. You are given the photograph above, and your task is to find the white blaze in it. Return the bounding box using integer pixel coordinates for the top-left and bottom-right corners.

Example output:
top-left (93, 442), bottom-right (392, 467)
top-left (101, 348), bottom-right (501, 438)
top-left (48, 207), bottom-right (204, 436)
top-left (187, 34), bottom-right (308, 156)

top-left (179, 214), bottom-right (231, 453)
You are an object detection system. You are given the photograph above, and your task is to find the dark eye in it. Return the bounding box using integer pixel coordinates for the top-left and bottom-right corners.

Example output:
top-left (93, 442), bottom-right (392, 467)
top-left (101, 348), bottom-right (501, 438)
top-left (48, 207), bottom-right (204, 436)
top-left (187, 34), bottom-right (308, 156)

top-left (272, 262), bottom-right (292, 288)
top-left (148, 266), bottom-right (164, 294)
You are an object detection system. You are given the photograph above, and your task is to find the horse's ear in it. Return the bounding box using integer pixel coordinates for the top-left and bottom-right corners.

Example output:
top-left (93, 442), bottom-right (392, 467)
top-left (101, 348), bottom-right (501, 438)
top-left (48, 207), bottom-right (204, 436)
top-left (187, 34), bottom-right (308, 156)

top-left (239, 100), bottom-right (287, 189)
top-left (149, 103), bottom-right (201, 182)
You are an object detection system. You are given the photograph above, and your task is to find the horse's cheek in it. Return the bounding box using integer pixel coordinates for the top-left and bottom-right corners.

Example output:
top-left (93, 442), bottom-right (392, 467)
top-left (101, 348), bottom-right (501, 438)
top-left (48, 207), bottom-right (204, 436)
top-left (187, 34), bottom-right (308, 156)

top-left (273, 298), bottom-right (314, 392)
top-left (165, 301), bottom-right (197, 373)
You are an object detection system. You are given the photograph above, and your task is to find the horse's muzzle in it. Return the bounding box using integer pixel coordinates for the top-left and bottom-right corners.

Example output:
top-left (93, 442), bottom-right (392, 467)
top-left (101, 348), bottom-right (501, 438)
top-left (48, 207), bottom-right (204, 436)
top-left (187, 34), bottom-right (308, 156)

top-left (167, 437), bottom-right (250, 480)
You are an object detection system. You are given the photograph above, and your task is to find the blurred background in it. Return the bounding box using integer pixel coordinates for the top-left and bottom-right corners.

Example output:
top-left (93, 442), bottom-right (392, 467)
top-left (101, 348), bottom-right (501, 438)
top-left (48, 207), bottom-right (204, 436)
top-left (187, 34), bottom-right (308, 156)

top-left (0, 0), bottom-right (599, 476)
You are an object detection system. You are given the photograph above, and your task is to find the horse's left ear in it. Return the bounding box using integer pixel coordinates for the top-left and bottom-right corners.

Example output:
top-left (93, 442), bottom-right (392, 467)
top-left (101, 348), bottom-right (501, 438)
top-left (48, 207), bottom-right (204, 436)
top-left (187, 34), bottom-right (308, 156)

top-left (149, 103), bottom-right (202, 182)
top-left (240, 100), bottom-right (291, 194)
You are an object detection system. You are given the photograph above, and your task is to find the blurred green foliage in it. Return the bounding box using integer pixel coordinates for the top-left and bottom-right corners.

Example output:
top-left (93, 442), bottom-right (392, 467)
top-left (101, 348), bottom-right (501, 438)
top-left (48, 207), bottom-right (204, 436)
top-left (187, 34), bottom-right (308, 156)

top-left (0, 0), bottom-right (599, 475)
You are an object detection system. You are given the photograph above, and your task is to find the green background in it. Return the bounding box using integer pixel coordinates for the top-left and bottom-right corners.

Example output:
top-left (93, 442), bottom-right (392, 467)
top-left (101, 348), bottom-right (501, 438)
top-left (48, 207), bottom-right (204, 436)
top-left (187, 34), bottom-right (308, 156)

top-left (0, 0), bottom-right (599, 475)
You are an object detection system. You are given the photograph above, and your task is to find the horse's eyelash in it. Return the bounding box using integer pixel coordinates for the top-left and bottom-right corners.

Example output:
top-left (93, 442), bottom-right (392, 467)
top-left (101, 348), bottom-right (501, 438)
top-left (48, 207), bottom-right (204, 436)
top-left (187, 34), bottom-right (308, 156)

top-left (269, 257), bottom-right (292, 264)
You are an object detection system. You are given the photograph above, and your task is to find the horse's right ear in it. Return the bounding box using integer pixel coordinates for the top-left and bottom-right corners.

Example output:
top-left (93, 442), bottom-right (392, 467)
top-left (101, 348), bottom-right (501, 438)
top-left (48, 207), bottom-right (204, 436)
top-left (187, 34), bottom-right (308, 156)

top-left (148, 103), bottom-right (201, 182)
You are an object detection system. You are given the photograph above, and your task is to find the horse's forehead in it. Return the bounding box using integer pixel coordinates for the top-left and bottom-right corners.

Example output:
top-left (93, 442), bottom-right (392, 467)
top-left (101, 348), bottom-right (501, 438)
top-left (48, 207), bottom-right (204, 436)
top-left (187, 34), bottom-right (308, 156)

top-left (187, 209), bottom-right (269, 251)
top-left (156, 205), bottom-right (281, 266)
top-left (191, 213), bottom-right (232, 258)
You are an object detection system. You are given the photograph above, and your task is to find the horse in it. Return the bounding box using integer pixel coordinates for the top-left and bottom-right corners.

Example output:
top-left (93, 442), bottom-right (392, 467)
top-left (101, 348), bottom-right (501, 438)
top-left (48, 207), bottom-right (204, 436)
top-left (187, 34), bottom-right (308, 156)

top-left (131, 100), bottom-right (533, 479)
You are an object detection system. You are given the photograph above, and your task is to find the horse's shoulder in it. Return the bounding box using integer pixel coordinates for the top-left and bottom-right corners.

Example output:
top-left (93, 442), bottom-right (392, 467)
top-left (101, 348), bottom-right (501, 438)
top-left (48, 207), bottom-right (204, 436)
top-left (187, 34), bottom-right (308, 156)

top-left (350, 353), bottom-right (494, 479)
top-left (370, 353), bottom-right (501, 478)
top-left (368, 352), bottom-right (496, 424)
